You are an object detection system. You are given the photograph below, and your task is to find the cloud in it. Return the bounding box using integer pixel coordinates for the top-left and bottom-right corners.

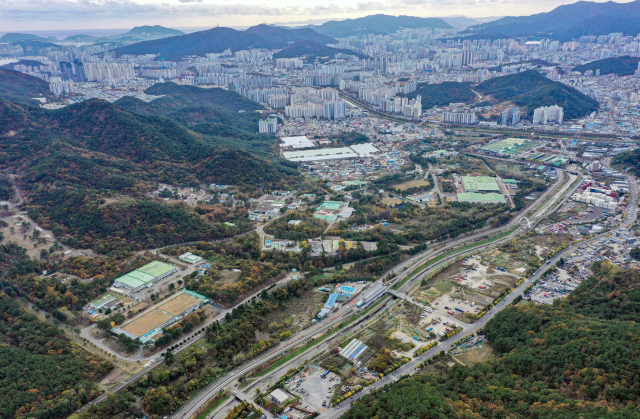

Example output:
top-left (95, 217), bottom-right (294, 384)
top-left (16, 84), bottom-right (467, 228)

top-left (179, 0), bottom-right (202, 3)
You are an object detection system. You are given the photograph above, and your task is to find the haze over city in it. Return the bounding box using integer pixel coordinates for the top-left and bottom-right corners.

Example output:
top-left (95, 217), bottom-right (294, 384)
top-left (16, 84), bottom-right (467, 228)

top-left (0, 0), bottom-right (633, 32)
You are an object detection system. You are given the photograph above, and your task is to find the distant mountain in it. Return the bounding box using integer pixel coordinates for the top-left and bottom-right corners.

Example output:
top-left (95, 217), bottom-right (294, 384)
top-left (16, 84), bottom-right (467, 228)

top-left (0, 68), bottom-right (53, 105)
top-left (63, 34), bottom-right (97, 42)
top-left (573, 56), bottom-right (640, 76)
top-left (124, 25), bottom-right (185, 36)
top-left (437, 16), bottom-right (484, 28)
top-left (557, 16), bottom-right (640, 41)
top-left (468, 0), bottom-right (640, 38)
top-left (0, 33), bottom-right (48, 43)
top-left (112, 24), bottom-right (335, 59)
top-left (302, 14), bottom-right (452, 37)
top-left (274, 40), bottom-right (368, 62)
top-left (475, 70), bottom-right (598, 119)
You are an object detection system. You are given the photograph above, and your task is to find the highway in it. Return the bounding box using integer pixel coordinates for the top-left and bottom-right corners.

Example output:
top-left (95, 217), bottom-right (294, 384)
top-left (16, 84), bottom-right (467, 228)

top-left (321, 162), bottom-right (638, 419)
top-left (172, 165), bottom-right (579, 418)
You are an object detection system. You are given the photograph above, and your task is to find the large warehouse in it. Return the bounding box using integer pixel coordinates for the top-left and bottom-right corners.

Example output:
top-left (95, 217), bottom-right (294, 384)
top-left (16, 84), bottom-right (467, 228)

top-left (461, 176), bottom-right (500, 192)
top-left (113, 261), bottom-right (177, 292)
top-left (112, 290), bottom-right (209, 343)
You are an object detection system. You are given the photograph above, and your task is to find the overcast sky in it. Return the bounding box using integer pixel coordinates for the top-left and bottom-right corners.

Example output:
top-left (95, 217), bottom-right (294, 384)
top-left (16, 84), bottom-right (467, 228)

top-left (0, 0), bottom-right (632, 32)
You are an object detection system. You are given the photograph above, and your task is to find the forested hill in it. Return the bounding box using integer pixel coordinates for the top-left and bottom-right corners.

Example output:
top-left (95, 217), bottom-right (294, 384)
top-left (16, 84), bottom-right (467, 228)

top-left (143, 82), bottom-right (262, 112)
top-left (0, 67), bottom-right (53, 105)
top-left (124, 25), bottom-right (184, 36)
top-left (303, 14), bottom-right (452, 37)
top-left (111, 24), bottom-right (335, 60)
top-left (573, 56), bottom-right (640, 76)
top-left (468, 0), bottom-right (640, 38)
top-left (342, 261), bottom-right (640, 419)
top-left (0, 98), bottom-right (299, 255)
top-left (475, 70), bottom-right (598, 119)
top-left (404, 82), bottom-right (477, 109)
top-left (273, 40), bottom-right (369, 62)
top-left (114, 83), bottom-right (276, 156)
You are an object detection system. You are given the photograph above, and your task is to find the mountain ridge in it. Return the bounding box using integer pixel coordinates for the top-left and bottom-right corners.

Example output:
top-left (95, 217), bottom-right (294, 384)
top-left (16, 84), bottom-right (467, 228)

top-left (112, 24), bottom-right (335, 60)
top-left (301, 14), bottom-right (453, 37)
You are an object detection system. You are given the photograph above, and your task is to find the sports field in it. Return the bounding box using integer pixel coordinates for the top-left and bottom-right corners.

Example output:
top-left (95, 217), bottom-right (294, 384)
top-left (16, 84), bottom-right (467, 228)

top-left (122, 310), bottom-right (173, 337)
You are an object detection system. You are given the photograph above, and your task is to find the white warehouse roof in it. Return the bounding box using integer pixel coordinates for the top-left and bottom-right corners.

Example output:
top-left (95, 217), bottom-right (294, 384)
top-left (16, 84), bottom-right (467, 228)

top-left (280, 136), bottom-right (315, 149)
top-left (283, 143), bottom-right (379, 162)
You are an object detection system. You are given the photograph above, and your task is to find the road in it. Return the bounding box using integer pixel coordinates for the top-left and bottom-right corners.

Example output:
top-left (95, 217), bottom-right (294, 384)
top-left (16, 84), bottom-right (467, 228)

top-left (173, 166), bottom-right (576, 418)
top-left (322, 165), bottom-right (638, 419)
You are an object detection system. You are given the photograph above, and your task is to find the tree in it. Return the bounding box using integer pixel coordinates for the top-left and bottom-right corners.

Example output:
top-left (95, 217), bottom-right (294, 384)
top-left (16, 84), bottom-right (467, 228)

top-left (164, 350), bottom-right (174, 365)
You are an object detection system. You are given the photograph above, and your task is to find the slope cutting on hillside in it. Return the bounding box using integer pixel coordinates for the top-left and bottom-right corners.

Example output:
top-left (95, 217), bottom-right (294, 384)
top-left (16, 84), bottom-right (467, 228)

top-left (112, 24), bottom-right (335, 60)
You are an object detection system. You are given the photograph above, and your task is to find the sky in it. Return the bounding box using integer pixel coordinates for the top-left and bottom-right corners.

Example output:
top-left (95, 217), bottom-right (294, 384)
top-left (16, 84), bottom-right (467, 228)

top-left (0, 0), bottom-right (634, 33)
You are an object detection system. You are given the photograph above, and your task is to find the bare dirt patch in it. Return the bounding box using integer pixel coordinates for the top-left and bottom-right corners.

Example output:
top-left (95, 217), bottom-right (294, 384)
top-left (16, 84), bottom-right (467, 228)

top-left (158, 293), bottom-right (202, 316)
top-left (393, 180), bottom-right (431, 191)
top-left (122, 310), bottom-right (173, 336)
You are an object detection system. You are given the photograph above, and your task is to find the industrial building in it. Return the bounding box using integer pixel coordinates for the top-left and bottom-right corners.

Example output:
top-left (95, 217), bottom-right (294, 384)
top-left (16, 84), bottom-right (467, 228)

top-left (571, 190), bottom-right (619, 210)
top-left (89, 293), bottom-right (118, 310)
top-left (461, 176), bottom-right (500, 192)
top-left (113, 261), bottom-right (177, 292)
top-left (356, 284), bottom-right (387, 308)
top-left (282, 143), bottom-right (379, 162)
top-left (178, 252), bottom-right (204, 264)
top-left (339, 338), bottom-right (369, 362)
top-left (112, 290), bottom-right (208, 343)
top-left (279, 135), bottom-right (316, 150)
top-left (457, 192), bottom-right (507, 204)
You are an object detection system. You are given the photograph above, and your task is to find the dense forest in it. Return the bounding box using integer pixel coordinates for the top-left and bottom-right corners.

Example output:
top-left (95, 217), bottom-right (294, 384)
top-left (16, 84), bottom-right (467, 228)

top-left (0, 178), bottom-right (13, 201)
top-left (573, 55), bottom-right (640, 76)
top-left (475, 70), bottom-right (599, 119)
top-left (0, 68), bottom-right (53, 105)
top-left (611, 148), bottom-right (640, 178)
top-left (405, 82), bottom-right (477, 109)
top-left (0, 293), bottom-right (112, 419)
top-left (0, 82), bottom-right (301, 255)
top-left (342, 261), bottom-right (640, 419)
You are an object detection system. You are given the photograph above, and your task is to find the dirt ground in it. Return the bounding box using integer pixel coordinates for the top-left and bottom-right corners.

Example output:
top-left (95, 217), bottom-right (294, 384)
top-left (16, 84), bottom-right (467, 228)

top-left (265, 289), bottom-right (325, 331)
top-left (452, 342), bottom-right (495, 364)
top-left (158, 293), bottom-right (203, 316)
top-left (217, 270), bottom-right (241, 286)
top-left (382, 197), bottom-right (403, 206)
top-left (393, 180), bottom-right (432, 191)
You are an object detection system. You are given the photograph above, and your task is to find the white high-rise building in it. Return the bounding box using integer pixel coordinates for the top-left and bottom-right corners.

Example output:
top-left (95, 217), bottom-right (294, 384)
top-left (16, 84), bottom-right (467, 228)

top-left (259, 117), bottom-right (278, 134)
top-left (533, 105), bottom-right (563, 125)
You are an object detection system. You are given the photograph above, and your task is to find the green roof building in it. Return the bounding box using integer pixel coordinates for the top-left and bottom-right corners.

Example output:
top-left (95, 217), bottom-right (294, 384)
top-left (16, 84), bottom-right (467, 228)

top-left (113, 261), bottom-right (177, 291)
top-left (458, 192), bottom-right (506, 204)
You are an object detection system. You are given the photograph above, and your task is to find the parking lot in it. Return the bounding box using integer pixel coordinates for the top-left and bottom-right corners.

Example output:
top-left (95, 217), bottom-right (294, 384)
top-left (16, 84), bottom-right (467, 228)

top-left (285, 364), bottom-right (340, 413)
